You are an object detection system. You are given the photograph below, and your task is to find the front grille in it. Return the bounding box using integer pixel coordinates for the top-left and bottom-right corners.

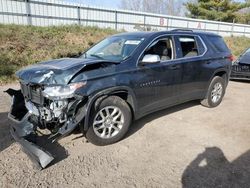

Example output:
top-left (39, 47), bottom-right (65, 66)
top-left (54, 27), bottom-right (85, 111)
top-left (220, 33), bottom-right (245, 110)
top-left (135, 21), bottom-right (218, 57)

top-left (232, 65), bottom-right (250, 72)
top-left (20, 82), bottom-right (43, 105)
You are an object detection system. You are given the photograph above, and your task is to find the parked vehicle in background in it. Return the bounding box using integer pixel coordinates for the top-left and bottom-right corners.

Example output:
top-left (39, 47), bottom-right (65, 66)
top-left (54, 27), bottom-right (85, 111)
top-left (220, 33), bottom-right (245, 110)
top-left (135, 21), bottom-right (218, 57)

top-left (231, 48), bottom-right (250, 80)
top-left (6, 29), bottom-right (232, 169)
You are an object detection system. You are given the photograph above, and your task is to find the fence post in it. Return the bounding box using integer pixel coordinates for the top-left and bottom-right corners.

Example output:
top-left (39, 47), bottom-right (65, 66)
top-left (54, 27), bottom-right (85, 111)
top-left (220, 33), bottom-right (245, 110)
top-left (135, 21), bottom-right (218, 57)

top-left (86, 6), bottom-right (89, 26)
top-left (166, 18), bottom-right (169, 31)
top-left (77, 6), bottom-right (81, 25)
top-left (231, 19), bottom-right (235, 37)
top-left (169, 18), bottom-right (172, 30)
top-left (143, 15), bottom-right (146, 31)
top-left (25, 0), bottom-right (32, 25)
top-left (115, 11), bottom-right (118, 30)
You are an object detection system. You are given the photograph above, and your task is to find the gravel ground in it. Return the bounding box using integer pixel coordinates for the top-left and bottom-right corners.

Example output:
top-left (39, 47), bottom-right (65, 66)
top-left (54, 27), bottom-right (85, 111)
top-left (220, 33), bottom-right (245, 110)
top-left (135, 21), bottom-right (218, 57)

top-left (0, 81), bottom-right (250, 188)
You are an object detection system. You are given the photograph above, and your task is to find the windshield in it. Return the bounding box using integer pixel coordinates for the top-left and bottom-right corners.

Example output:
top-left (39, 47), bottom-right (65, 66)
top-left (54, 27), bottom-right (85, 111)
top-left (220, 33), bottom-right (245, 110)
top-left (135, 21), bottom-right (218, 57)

top-left (82, 36), bottom-right (145, 62)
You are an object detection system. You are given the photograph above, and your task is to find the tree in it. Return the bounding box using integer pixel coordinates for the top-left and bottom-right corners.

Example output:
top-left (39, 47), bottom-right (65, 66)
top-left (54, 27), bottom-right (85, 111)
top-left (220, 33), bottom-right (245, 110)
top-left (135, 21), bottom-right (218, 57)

top-left (234, 0), bottom-right (250, 24)
top-left (185, 0), bottom-right (248, 23)
top-left (120, 0), bottom-right (185, 16)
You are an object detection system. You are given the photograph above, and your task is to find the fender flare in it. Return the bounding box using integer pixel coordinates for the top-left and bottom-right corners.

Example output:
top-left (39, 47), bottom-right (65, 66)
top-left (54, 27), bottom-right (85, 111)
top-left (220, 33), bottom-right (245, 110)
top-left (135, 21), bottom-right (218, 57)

top-left (83, 86), bottom-right (137, 132)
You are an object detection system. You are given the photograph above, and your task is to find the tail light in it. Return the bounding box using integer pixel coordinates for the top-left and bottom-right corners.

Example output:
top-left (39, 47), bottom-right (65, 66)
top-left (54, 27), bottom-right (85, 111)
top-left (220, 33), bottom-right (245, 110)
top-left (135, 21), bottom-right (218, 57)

top-left (228, 54), bottom-right (234, 62)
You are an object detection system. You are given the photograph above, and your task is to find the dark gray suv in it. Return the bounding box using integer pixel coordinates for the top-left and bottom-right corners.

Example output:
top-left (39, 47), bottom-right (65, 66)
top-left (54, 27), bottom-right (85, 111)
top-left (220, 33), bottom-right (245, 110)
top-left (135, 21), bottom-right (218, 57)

top-left (6, 29), bottom-right (232, 168)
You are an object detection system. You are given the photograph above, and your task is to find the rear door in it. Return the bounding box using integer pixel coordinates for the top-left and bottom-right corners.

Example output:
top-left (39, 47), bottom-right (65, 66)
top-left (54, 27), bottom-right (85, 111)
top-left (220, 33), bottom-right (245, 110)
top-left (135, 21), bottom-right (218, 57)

top-left (174, 35), bottom-right (208, 101)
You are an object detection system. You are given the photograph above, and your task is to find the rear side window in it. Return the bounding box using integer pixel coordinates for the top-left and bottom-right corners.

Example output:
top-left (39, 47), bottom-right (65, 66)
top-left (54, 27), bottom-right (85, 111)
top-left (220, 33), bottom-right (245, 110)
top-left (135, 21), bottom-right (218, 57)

top-left (207, 36), bottom-right (229, 53)
top-left (178, 36), bottom-right (199, 58)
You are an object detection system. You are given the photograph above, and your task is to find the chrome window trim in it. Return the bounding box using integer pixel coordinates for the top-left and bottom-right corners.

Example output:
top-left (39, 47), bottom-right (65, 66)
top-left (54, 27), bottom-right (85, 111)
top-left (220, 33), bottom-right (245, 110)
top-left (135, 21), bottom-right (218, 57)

top-left (136, 33), bottom-right (208, 66)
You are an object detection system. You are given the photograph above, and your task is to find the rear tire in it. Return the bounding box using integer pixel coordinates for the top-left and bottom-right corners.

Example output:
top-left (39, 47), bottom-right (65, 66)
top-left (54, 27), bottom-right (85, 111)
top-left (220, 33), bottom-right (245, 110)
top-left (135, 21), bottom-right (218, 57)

top-left (201, 76), bottom-right (225, 108)
top-left (86, 96), bottom-right (132, 146)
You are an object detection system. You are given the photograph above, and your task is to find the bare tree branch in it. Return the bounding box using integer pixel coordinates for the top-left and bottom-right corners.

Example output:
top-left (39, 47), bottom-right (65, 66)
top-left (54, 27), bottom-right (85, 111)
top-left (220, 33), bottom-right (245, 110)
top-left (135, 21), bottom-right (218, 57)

top-left (120, 0), bottom-right (186, 16)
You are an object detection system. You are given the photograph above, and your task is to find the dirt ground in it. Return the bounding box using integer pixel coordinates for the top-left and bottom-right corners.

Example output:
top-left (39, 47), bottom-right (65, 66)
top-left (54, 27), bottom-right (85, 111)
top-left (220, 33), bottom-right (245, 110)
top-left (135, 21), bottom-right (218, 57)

top-left (0, 81), bottom-right (250, 188)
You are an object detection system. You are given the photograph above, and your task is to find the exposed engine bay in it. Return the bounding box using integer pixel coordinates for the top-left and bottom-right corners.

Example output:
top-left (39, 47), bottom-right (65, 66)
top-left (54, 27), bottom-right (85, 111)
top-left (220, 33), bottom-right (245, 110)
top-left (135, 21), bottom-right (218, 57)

top-left (20, 82), bottom-right (83, 134)
top-left (6, 81), bottom-right (87, 169)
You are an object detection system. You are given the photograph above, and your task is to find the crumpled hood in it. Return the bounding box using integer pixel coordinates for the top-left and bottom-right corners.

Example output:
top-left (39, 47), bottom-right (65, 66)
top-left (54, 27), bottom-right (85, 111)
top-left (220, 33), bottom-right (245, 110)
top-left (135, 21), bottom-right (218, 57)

top-left (16, 58), bottom-right (105, 85)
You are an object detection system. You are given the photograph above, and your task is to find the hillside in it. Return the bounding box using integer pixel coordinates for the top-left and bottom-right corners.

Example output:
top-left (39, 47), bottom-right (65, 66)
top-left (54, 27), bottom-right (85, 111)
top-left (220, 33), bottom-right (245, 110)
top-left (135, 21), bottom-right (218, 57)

top-left (0, 24), bottom-right (250, 84)
top-left (0, 24), bottom-right (116, 84)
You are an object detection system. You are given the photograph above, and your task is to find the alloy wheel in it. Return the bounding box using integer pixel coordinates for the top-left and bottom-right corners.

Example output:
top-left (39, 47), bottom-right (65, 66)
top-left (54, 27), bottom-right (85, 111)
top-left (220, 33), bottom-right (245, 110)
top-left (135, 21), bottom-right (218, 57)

top-left (93, 106), bottom-right (124, 139)
top-left (211, 82), bottom-right (223, 103)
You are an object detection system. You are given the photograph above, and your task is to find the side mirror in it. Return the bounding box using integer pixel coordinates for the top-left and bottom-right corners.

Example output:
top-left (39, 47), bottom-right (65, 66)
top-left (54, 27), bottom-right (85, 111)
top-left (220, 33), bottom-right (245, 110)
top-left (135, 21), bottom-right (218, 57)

top-left (140, 54), bottom-right (161, 65)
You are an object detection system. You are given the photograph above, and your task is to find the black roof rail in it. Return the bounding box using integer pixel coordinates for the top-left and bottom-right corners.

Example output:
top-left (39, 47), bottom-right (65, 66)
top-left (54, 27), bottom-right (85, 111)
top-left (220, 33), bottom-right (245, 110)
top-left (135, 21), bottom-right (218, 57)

top-left (171, 29), bottom-right (194, 32)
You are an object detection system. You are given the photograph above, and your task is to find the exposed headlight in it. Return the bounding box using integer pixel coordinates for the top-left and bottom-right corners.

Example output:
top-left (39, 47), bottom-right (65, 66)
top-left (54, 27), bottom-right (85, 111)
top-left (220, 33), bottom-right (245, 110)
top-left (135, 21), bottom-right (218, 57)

top-left (42, 82), bottom-right (86, 99)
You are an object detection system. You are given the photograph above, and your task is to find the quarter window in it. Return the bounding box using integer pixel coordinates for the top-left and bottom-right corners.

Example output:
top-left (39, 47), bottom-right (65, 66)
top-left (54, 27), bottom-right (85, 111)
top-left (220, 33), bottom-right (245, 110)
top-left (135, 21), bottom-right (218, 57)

top-left (207, 36), bottom-right (229, 53)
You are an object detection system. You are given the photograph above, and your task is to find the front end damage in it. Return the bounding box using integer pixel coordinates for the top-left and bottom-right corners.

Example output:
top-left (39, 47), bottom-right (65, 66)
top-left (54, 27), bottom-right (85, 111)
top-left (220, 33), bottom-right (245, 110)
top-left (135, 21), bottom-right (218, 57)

top-left (6, 82), bottom-right (87, 169)
top-left (5, 58), bottom-right (118, 169)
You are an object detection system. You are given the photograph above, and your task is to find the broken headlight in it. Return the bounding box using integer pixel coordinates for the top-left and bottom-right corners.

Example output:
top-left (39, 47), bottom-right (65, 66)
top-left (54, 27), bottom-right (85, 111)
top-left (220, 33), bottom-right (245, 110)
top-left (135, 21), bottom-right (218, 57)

top-left (42, 82), bottom-right (86, 99)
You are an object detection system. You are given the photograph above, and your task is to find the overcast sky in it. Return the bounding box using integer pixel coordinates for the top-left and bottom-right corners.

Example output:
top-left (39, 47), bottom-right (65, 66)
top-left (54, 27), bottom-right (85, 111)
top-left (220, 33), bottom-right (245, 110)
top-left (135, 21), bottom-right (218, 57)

top-left (66, 0), bottom-right (121, 8)
top-left (66, 0), bottom-right (246, 9)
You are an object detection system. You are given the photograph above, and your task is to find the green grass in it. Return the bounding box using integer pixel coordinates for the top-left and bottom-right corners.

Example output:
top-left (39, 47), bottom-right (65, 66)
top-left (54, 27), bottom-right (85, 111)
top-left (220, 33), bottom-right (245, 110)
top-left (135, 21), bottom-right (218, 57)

top-left (0, 24), bottom-right (249, 84)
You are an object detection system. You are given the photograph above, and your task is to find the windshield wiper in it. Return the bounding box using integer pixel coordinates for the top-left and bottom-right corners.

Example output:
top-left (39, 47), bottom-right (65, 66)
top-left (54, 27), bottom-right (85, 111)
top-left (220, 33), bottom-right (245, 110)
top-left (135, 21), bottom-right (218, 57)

top-left (88, 54), bottom-right (120, 64)
top-left (90, 54), bottom-right (104, 59)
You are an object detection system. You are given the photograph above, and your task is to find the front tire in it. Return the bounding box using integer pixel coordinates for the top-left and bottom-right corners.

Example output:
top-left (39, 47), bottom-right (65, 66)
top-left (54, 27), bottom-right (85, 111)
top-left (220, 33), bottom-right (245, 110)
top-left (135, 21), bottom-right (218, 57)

top-left (86, 96), bottom-right (132, 146)
top-left (201, 76), bottom-right (226, 108)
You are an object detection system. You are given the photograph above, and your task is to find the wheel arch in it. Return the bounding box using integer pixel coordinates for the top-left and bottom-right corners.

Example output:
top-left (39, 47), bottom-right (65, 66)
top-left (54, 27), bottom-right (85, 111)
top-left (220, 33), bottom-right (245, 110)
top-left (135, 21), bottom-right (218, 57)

top-left (83, 86), bottom-right (137, 132)
top-left (208, 69), bottom-right (229, 89)
top-left (214, 70), bottom-right (228, 81)
top-left (203, 69), bottom-right (228, 100)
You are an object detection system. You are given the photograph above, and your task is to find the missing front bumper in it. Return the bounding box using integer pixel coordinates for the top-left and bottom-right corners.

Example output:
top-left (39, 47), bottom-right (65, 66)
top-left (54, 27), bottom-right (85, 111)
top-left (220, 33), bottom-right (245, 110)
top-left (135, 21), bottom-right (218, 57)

top-left (6, 89), bottom-right (54, 169)
top-left (6, 89), bottom-right (86, 169)
top-left (10, 125), bottom-right (54, 169)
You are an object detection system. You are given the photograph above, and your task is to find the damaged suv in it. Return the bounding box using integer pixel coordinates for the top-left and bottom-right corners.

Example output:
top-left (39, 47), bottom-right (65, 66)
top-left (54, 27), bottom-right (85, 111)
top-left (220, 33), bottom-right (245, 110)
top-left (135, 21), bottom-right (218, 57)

top-left (7, 29), bottom-right (232, 168)
top-left (231, 47), bottom-right (250, 80)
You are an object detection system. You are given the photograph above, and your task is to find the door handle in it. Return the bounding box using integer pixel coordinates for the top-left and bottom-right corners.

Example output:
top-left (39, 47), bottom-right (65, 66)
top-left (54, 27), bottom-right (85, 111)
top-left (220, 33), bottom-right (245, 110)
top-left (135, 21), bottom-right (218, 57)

top-left (169, 65), bottom-right (180, 70)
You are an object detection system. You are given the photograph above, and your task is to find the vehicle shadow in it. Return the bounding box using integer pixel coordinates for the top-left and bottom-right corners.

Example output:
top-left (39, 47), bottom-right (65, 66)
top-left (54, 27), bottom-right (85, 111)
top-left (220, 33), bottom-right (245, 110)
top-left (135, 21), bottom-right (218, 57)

top-left (230, 79), bottom-right (250, 84)
top-left (0, 112), bottom-right (13, 152)
top-left (126, 100), bottom-right (199, 139)
top-left (182, 147), bottom-right (250, 188)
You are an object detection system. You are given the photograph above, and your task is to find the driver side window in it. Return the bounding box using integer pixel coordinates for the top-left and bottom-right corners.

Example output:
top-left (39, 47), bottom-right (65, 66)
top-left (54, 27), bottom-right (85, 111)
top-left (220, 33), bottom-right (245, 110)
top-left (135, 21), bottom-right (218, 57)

top-left (144, 37), bottom-right (174, 62)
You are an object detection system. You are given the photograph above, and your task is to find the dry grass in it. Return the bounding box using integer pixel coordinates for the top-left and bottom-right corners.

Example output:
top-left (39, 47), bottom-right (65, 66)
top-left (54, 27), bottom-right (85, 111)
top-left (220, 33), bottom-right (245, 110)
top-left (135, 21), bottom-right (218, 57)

top-left (224, 36), bottom-right (250, 57)
top-left (0, 24), bottom-right (117, 84)
top-left (0, 24), bottom-right (249, 84)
